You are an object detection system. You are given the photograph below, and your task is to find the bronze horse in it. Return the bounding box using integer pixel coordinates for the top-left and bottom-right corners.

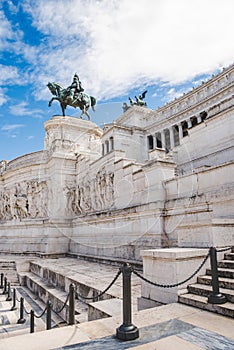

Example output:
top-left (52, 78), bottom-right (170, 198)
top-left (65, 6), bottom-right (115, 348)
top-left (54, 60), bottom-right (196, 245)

top-left (47, 82), bottom-right (96, 119)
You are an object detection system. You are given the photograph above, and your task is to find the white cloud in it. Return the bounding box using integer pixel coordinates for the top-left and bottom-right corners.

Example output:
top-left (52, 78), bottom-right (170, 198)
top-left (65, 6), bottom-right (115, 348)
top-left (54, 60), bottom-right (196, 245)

top-left (9, 101), bottom-right (44, 118)
top-left (6, 0), bottom-right (234, 101)
top-left (0, 5), bottom-right (24, 51)
top-left (1, 124), bottom-right (25, 131)
top-left (164, 87), bottom-right (190, 102)
top-left (0, 9), bottom-right (14, 41)
top-left (0, 64), bottom-right (20, 85)
top-left (0, 87), bottom-right (7, 106)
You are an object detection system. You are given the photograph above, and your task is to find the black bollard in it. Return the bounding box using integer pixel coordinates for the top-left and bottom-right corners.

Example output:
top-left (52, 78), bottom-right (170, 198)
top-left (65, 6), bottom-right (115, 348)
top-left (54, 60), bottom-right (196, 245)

top-left (30, 310), bottom-right (35, 333)
top-left (11, 288), bottom-right (17, 311)
top-left (208, 247), bottom-right (227, 304)
top-left (46, 300), bottom-right (52, 330)
top-left (3, 277), bottom-right (7, 294)
top-left (6, 282), bottom-right (12, 301)
top-left (0, 273), bottom-right (4, 288)
top-left (68, 283), bottom-right (75, 325)
top-left (116, 263), bottom-right (139, 341)
top-left (17, 297), bottom-right (26, 324)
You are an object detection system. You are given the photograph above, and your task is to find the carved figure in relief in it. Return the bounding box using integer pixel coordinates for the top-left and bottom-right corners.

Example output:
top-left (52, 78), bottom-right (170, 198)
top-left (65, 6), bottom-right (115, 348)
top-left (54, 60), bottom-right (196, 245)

top-left (27, 181), bottom-right (38, 218)
top-left (14, 195), bottom-right (28, 219)
top-left (65, 186), bottom-right (76, 214)
top-left (40, 181), bottom-right (48, 217)
top-left (3, 192), bottom-right (12, 220)
top-left (0, 160), bottom-right (7, 174)
top-left (0, 180), bottom-right (48, 221)
top-left (64, 169), bottom-right (115, 215)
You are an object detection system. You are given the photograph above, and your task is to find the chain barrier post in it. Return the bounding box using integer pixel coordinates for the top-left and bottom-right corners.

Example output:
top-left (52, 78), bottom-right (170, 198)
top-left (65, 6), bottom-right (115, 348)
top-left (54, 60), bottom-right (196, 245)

top-left (30, 310), bottom-right (35, 333)
top-left (0, 273), bottom-right (4, 288)
top-left (3, 276), bottom-right (7, 294)
top-left (116, 263), bottom-right (139, 341)
top-left (6, 282), bottom-right (12, 301)
top-left (46, 300), bottom-right (52, 330)
top-left (11, 288), bottom-right (17, 310)
top-left (68, 283), bottom-right (75, 325)
top-left (17, 297), bottom-right (26, 324)
top-left (208, 247), bottom-right (227, 304)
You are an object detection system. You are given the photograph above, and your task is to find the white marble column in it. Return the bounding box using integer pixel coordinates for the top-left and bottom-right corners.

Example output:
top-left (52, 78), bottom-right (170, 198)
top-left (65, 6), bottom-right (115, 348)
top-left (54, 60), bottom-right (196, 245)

top-left (197, 115), bottom-right (202, 123)
top-left (187, 119), bottom-right (192, 128)
top-left (161, 130), bottom-right (166, 149)
top-left (178, 123), bottom-right (183, 142)
top-left (169, 127), bottom-right (175, 148)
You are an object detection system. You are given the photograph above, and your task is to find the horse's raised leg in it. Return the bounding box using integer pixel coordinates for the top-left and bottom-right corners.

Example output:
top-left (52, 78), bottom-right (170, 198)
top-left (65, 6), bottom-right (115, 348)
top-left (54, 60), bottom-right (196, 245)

top-left (86, 111), bottom-right (90, 121)
top-left (48, 98), bottom-right (55, 107)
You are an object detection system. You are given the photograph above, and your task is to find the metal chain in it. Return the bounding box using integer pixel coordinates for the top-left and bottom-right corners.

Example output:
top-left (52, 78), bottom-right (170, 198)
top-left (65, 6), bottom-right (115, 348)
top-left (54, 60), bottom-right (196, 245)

top-left (76, 269), bottom-right (122, 301)
top-left (52, 292), bottom-right (70, 314)
top-left (34, 305), bottom-right (48, 319)
top-left (216, 246), bottom-right (233, 253)
top-left (132, 251), bottom-right (210, 288)
top-left (22, 303), bottom-right (31, 315)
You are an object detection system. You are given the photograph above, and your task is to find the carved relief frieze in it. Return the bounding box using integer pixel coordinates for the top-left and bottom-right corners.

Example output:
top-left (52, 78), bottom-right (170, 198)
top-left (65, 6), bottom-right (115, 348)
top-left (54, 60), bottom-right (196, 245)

top-left (0, 180), bottom-right (48, 221)
top-left (65, 168), bottom-right (114, 215)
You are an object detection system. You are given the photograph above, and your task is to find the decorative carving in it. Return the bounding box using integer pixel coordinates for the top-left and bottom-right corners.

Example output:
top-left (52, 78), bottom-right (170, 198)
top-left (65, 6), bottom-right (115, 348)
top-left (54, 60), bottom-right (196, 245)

top-left (0, 180), bottom-right (48, 221)
top-left (65, 169), bottom-right (114, 214)
top-left (0, 160), bottom-right (8, 174)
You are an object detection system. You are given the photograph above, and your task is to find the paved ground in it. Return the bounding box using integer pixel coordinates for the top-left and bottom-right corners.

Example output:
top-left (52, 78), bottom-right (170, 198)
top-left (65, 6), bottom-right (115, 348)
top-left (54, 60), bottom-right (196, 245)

top-left (0, 300), bottom-right (233, 349)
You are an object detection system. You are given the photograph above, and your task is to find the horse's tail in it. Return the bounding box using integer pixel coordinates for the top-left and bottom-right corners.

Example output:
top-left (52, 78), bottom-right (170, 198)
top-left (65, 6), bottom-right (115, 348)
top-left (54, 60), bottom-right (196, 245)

top-left (90, 96), bottom-right (96, 111)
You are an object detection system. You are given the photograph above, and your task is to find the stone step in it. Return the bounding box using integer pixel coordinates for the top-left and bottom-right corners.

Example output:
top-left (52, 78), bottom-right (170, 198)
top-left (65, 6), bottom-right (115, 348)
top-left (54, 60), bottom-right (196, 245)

top-left (0, 260), bottom-right (19, 286)
top-left (218, 260), bottom-right (234, 269)
top-left (206, 267), bottom-right (234, 279)
top-left (197, 275), bottom-right (234, 290)
top-left (0, 291), bottom-right (46, 339)
top-left (224, 252), bottom-right (234, 261)
top-left (29, 261), bottom-right (117, 301)
top-left (178, 293), bottom-right (234, 318)
top-left (0, 261), bottom-right (16, 267)
top-left (15, 286), bottom-right (66, 328)
top-left (22, 272), bottom-right (89, 324)
top-left (187, 283), bottom-right (234, 302)
top-left (1, 275), bottom-right (19, 286)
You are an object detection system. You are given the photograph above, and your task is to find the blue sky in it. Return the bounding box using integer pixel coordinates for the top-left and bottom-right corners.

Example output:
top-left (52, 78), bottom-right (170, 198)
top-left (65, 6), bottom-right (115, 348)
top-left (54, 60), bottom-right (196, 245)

top-left (1, 0), bottom-right (234, 161)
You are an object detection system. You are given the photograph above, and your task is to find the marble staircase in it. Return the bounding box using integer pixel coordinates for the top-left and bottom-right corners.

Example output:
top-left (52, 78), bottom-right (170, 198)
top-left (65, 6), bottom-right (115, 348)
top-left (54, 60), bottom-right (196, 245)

top-left (15, 258), bottom-right (141, 325)
top-left (0, 260), bottom-right (19, 286)
top-left (179, 248), bottom-right (234, 318)
top-left (0, 286), bottom-right (60, 339)
top-left (21, 271), bottom-right (89, 324)
top-left (0, 257), bottom-right (142, 341)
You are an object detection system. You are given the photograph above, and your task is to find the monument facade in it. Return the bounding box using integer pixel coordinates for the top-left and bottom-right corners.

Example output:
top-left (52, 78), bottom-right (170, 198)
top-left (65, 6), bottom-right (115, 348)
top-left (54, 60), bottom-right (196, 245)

top-left (0, 64), bottom-right (233, 262)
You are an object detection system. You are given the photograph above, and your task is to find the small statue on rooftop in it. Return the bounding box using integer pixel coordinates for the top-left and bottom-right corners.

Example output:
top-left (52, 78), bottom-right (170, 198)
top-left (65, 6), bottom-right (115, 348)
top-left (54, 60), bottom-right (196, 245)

top-left (122, 90), bottom-right (148, 112)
